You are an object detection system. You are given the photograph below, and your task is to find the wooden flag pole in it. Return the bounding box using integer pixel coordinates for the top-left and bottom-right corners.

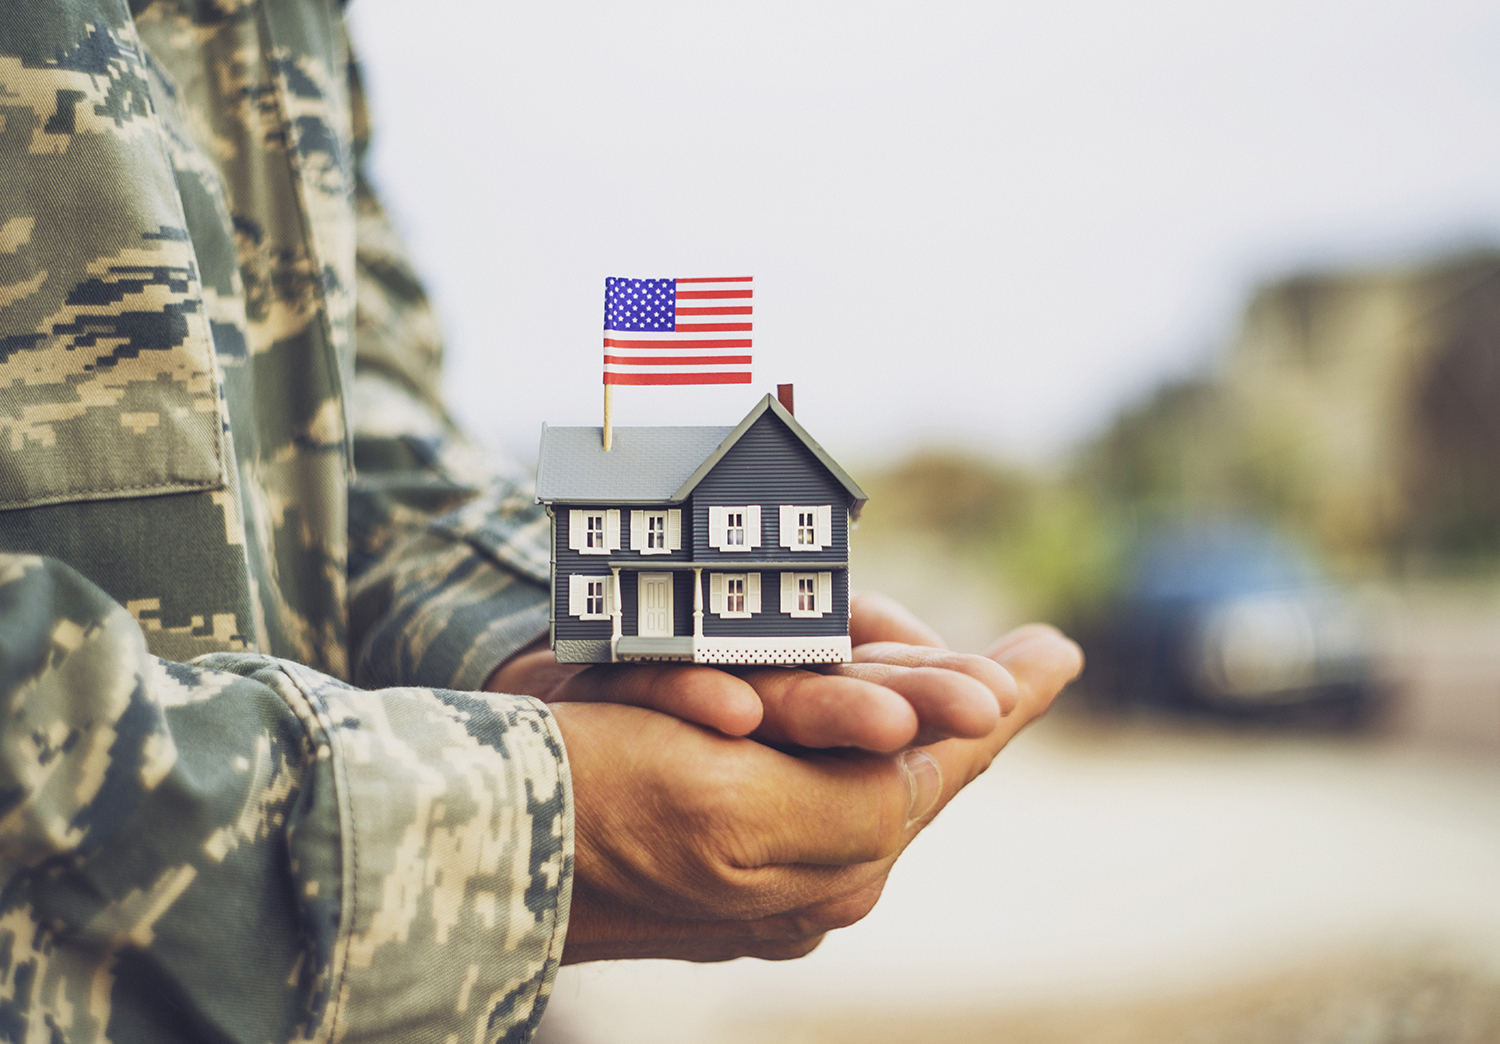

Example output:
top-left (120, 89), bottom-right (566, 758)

top-left (603, 383), bottom-right (614, 451)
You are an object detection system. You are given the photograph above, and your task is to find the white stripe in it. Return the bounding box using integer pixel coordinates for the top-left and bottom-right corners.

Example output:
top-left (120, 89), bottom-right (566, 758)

top-left (604, 362), bottom-right (752, 375)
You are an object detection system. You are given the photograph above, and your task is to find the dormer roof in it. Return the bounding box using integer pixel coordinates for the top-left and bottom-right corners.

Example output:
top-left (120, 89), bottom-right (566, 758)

top-left (535, 394), bottom-right (867, 516)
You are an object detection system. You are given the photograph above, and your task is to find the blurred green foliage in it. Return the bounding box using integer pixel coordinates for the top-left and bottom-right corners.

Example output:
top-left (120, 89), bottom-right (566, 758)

top-left (857, 451), bottom-right (1129, 626)
top-left (861, 255), bottom-right (1500, 623)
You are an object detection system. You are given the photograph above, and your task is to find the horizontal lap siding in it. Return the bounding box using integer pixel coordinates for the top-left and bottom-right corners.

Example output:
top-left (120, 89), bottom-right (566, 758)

top-left (699, 570), bottom-right (847, 637)
top-left (551, 413), bottom-right (858, 646)
top-left (614, 570), bottom-right (695, 639)
top-left (553, 505), bottom-right (696, 642)
top-left (552, 505), bottom-right (612, 643)
top-left (689, 414), bottom-right (850, 564)
top-left (691, 413), bottom-right (853, 637)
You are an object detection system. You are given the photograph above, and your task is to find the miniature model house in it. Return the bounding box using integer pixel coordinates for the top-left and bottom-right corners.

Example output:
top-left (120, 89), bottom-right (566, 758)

top-left (536, 392), bottom-right (868, 664)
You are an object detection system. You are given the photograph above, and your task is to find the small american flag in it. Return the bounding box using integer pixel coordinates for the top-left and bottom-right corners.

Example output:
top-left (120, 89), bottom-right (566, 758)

top-left (603, 276), bottom-right (752, 385)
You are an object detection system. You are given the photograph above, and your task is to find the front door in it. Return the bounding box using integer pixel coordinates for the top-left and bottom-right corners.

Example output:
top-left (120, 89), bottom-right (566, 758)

top-left (638, 573), bottom-right (673, 637)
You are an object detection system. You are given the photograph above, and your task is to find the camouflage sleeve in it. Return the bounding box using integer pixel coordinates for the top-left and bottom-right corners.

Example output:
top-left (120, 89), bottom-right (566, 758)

top-left (0, 552), bottom-right (572, 1044)
top-left (345, 59), bottom-right (552, 693)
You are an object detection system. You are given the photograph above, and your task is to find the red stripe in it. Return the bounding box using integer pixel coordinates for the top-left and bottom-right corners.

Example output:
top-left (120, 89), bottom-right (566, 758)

top-left (675, 306), bottom-right (752, 316)
top-left (677, 289), bottom-right (752, 300)
top-left (606, 371), bottom-right (753, 385)
top-left (675, 276), bottom-right (752, 283)
top-left (603, 338), bottom-right (751, 349)
top-left (674, 323), bottom-right (752, 332)
top-left (605, 354), bottom-right (752, 366)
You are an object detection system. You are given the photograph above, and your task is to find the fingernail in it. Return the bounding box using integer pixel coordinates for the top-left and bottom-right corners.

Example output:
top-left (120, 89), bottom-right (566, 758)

top-left (899, 749), bottom-right (942, 827)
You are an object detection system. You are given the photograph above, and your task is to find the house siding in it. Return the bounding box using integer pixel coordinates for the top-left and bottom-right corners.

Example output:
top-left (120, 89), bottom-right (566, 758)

top-left (544, 407), bottom-right (859, 660)
top-left (698, 570), bottom-right (847, 637)
top-left (688, 413), bottom-right (849, 565)
top-left (551, 504), bottom-right (697, 644)
top-left (617, 569), bottom-right (696, 639)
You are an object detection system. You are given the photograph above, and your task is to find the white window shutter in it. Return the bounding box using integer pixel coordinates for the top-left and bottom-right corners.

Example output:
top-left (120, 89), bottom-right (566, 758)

top-left (667, 509), bottom-right (682, 550)
top-left (780, 572), bottom-right (795, 613)
top-left (605, 573), bottom-right (617, 613)
top-left (606, 509), bottom-right (621, 551)
top-left (630, 510), bottom-right (644, 551)
top-left (710, 573), bottom-right (724, 614)
top-left (746, 505), bottom-right (761, 548)
top-left (816, 505), bottom-right (833, 549)
top-left (709, 506), bottom-right (725, 550)
top-left (817, 572), bottom-right (832, 615)
top-left (747, 572), bottom-right (761, 613)
top-left (568, 574), bottom-right (586, 616)
top-left (779, 505), bottom-right (795, 548)
top-left (569, 510), bottom-right (584, 552)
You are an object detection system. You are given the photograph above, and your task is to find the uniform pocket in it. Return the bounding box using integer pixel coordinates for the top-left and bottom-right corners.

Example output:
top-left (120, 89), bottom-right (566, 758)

top-left (0, 13), bottom-right (228, 510)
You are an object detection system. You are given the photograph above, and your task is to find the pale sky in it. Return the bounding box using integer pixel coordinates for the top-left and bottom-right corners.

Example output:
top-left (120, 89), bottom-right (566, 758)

top-left (347, 0), bottom-right (1500, 471)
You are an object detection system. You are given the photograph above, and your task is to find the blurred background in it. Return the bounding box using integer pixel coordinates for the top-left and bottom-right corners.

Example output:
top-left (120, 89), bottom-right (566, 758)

top-left (348, 1), bottom-right (1500, 1040)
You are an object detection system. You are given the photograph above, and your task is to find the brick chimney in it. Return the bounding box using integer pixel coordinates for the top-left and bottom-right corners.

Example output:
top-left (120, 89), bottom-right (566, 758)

top-left (777, 383), bottom-right (794, 416)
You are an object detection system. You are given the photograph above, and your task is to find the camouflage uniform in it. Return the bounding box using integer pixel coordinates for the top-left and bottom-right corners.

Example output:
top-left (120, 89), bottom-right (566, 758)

top-left (0, 1), bottom-right (571, 1040)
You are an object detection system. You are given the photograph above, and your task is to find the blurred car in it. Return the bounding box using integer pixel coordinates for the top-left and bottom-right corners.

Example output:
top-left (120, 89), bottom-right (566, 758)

top-left (1085, 522), bottom-right (1380, 726)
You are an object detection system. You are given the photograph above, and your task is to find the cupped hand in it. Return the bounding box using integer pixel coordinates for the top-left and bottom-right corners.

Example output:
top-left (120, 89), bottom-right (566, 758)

top-left (551, 623), bottom-right (1083, 964)
top-left (485, 590), bottom-right (1014, 752)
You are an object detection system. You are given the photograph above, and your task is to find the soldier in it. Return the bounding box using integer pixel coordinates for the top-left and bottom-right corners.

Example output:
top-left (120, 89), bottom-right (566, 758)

top-left (0, 3), bottom-right (1081, 1042)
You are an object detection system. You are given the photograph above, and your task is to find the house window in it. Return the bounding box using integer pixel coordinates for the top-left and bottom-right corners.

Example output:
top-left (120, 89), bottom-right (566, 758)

top-left (798, 576), bottom-right (815, 612)
top-left (630, 509), bottom-right (680, 555)
top-left (797, 511), bottom-right (815, 547)
top-left (569, 509), bottom-right (620, 555)
top-left (781, 571), bottom-right (833, 618)
top-left (708, 506), bottom-right (760, 552)
top-left (568, 573), bottom-right (613, 619)
top-left (710, 572), bottom-right (760, 618)
top-left (779, 505), bottom-right (832, 551)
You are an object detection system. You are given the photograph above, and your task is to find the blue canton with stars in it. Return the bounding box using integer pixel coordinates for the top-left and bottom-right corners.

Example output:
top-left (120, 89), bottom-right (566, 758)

top-left (605, 277), bottom-right (676, 331)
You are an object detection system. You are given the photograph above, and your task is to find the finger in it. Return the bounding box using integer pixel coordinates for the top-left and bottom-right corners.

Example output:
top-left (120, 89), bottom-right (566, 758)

top-left (908, 627), bottom-right (1085, 825)
top-left (741, 668), bottom-right (919, 752)
top-left (983, 623), bottom-right (1075, 661)
top-left (988, 625), bottom-right (1085, 721)
top-left (849, 590), bottom-right (947, 648)
top-left (556, 663), bottom-right (764, 736)
top-left (835, 664), bottom-right (1002, 744)
top-left (851, 644), bottom-right (1019, 714)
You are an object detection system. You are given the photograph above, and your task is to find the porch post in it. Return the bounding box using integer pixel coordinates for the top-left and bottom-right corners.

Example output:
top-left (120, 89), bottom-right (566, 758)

top-left (610, 566), bottom-right (623, 661)
top-left (692, 567), bottom-right (704, 658)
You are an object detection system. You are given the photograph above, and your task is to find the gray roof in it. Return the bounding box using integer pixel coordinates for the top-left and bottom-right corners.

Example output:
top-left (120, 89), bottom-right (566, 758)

top-left (535, 394), bottom-right (868, 515)
top-left (536, 423), bottom-right (735, 502)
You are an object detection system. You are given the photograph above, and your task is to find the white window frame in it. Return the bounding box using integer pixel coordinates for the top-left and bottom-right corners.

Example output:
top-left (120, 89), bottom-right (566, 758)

top-left (709, 572), bottom-right (761, 619)
top-left (569, 509), bottom-right (621, 555)
top-left (727, 511), bottom-right (746, 548)
top-left (630, 508), bottom-right (681, 555)
top-left (778, 505), bottom-right (833, 551)
top-left (708, 505), bottom-right (761, 552)
top-left (568, 573), bottom-right (614, 620)
top-left (780, 571), bottom-right (833, 618)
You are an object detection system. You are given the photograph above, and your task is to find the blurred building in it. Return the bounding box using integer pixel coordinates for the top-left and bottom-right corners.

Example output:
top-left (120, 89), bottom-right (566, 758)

top-left (1092, 251), bottom-right (1500, 570)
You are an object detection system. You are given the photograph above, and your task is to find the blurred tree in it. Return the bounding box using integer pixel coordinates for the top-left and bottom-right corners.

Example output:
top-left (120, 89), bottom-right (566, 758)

top-left (861, 251), bottom-right (1500, 632)
top-left (1406, 270), bottom-right (1500, 561)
